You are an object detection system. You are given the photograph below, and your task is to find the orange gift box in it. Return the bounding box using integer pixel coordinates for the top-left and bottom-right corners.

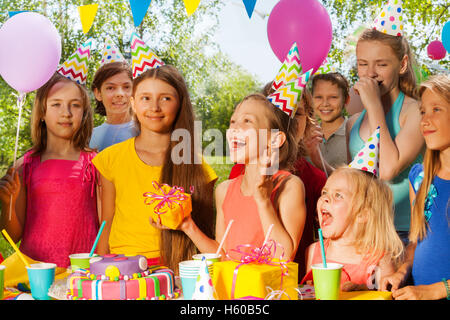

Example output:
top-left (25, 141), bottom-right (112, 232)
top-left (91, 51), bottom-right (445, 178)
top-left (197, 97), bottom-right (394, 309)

top-left (143, 182), bottom-right (192, 230)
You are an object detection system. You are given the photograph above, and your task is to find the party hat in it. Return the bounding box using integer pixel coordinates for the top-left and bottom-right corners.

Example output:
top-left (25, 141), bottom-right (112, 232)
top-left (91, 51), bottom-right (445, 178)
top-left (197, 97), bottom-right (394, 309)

top-left (57, 38), bottom-right (93, 85)
top-left (192, 257), bottom-right (215, 300)
top-left (372, 0), bottom-right (404, 37)
top-left (267, 69), bottom-right (312, 118)
top-left (100, 36), bottom-right (126, 66)
top-left (348, 127), bottom-right (380, 177)
top-left (313, 57), bottom-right (336, 75)
top-left (130, 32), bottom-right (164, 79)
top-left (272, 42), bottom-right (302, 91)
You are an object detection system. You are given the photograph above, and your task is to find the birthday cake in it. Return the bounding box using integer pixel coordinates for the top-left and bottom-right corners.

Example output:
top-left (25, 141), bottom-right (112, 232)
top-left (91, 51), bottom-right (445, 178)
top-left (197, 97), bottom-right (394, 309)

top-left (66, 254), bottom-right (179, 300)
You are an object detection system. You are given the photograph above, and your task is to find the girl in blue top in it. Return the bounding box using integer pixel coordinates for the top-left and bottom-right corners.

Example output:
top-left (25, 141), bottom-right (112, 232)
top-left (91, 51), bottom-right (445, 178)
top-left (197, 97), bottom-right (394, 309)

top-left (381, 75), bottom-right (450, 300)
top-left (346, 29), bottom-right (424, 244)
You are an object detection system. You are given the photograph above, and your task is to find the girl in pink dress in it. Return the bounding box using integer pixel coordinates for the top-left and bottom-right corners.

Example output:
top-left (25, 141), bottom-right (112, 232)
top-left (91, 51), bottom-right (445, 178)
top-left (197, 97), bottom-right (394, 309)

top-left (0, 73), bottom-right (99, 267)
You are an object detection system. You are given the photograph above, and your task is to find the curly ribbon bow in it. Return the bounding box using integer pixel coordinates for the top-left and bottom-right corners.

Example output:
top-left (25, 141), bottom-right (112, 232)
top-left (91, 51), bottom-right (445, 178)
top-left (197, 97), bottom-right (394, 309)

top-left (143, 181), bottom-right (189, 224)
top-left (227, 240), bottom-right (290, 300)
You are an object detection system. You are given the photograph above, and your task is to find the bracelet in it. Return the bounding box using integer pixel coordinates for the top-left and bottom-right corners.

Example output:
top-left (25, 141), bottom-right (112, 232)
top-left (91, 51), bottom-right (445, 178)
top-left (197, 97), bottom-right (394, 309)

top-left (442, 278), bottom-right (450, 300)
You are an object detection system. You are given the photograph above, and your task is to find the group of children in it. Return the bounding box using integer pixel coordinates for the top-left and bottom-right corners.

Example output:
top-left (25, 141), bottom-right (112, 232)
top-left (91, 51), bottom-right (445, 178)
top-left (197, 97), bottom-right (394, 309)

top-left (0, 3), bottom-right (449, 301)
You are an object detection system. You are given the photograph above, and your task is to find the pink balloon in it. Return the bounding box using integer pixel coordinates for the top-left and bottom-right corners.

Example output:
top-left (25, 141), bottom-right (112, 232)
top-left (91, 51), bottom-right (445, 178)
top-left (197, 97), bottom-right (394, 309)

top-left (0, 12), bottom-right (61, 93)
top-left (427, 40), bottom-right (446, 60)
top-left (267, 0), bottom-right (332, 73)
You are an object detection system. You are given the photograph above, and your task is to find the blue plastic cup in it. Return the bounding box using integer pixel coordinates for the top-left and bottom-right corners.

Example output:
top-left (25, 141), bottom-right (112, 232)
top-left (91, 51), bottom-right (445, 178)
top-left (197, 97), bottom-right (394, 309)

top-left (26, 263), bottom-right (56, 300)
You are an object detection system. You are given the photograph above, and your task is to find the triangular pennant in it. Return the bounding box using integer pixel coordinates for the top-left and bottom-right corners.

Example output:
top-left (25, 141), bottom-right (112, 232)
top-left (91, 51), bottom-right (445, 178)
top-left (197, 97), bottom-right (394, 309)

top-left (130, 32), bottom-right (164, 79)
top-left (313, 57), bottom-right (336, 75)
top-left (272, 42), bottom-right (302, 91)
top-left (101, 36), bottom-right (126, 66)
top-left (348, 127), bottom-right (380, 177)
top-left (192, 257), bottom-right (215, 300)
top-left (267, 69), bottom-right (312, 118)
top-left (183, 0), bottom-right (201, 16)
top-left (371, 0), bottom-right (404, 36)
top-left (78, 4), bottom-right (98, 34)
top-left (129, 0), bottom-right (152, 27)
top-left (57, 38), bottom-right (93, 85)
top-left (242, 0), bottom-right (257, 19)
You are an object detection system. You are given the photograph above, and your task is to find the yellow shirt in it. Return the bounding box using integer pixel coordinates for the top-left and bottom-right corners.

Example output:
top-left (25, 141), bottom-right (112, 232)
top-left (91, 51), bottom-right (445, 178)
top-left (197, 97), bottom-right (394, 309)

top-left (92, 137), bottom-right (217, 259)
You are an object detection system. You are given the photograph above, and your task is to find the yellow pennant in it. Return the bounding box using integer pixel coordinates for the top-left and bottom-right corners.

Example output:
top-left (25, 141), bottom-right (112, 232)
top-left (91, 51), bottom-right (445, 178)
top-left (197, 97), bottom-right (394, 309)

top-left (78, 4), bottom-right (99, 34)
top-left (183, 0), bottom-right (200, 16)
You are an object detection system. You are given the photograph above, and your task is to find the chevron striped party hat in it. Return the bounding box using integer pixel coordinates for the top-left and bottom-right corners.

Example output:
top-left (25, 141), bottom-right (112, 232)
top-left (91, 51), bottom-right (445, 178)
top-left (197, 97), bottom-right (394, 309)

top-left (100, 36), bottom-right (126, 66)
top-left (57, 38), bottom-right (93, 85)
top-left (271, 42), bottom-right (302, 91)
top-left (348, 127), bottom-right (380, 177)
top-left (313, 57), bottom-right (336, 75)
top-left (267, 69), bottom-right (312, 118)
top-left (130, 32), bottom-right (164, 79)
top-left (372, 0), bottom-right (404, 36)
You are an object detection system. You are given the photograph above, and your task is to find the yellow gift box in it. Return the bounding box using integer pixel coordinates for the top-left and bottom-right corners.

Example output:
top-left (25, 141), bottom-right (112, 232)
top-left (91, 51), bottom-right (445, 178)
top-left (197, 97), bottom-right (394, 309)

top-left (212, 259), bottom-right (298, 300)
top-left (143, 182), bottom-right (192, 230)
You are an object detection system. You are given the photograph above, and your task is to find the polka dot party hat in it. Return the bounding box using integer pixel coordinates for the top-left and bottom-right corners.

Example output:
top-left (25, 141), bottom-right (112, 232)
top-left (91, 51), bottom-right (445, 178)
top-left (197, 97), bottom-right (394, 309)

top-left (349, 126), bottom-right (380, 177)
top-left (100, 36), bottom-right (126, 67)
top-left (192, 257), bottom-right (215, 300)
top-left (372, 0), bottom-right (404, 36)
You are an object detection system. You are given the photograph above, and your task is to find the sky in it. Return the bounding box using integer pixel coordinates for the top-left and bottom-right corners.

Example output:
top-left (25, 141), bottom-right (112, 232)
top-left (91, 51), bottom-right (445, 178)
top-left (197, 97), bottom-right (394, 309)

top-left (214, 0), bottom-right (281, 84)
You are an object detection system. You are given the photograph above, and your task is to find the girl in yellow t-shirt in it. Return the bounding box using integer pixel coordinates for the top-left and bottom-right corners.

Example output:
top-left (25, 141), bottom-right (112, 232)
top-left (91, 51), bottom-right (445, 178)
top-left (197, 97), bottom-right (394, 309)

top-left (92, 65), bottom-right (217, 272)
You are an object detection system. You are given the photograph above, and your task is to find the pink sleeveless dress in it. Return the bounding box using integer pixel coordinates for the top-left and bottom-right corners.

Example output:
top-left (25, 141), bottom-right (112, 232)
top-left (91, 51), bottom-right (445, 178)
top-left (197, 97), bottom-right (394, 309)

top-left (20, 150), bottom-right (99, 267)
top-left (222, 170), bottom-right (291, 260)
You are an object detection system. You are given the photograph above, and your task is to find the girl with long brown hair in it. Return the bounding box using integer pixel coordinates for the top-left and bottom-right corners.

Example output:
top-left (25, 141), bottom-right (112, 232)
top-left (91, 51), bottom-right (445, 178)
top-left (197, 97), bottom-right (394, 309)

top-left (381, 75), bottom-right (450, 300)
top-left (92, 64), bottom-right (217, 273)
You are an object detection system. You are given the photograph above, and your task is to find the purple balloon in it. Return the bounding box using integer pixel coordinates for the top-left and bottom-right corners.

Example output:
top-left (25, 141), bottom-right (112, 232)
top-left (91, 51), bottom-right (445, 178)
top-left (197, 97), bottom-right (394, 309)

top-left (427, 40), bottom-right (447, 60)
top-left (267, 0), bottom-right (332, 74)
top-left (0, 12), bottom-right (61, 93)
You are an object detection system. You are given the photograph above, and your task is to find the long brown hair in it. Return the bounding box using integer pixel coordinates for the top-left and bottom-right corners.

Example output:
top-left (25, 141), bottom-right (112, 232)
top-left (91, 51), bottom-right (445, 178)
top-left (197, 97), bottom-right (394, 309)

top-left (410, 75), bottom-right (450, 242)
top-left (31, 73), bottom-right (93, 156)
top-left (91, 61), bottom-right (133, 116)
top-left (357, 28), bottom-right (418, 99)
top-left (133, 65), bottom-right (215, 273)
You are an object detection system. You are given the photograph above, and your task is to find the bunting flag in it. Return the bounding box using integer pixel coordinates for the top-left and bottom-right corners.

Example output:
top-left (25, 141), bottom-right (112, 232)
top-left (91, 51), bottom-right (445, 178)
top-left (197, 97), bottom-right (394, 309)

top-left (129, 0), bottom-right (152, 27)
top-left (271, 42), bottom-right (302, 91)
top-left (372, 0), bottom-right (404, 36)
top-left (130, 32), bottom-right (164, 79)
top-left (57, 38), bottom-right (93, 85)
top-left (78, 4), bottom-right (98, 34)
top-left (101, 36), bottom-right (126, 66)
top-left (184, 0), bottom-right (201, 16)
top-left (267, 69), bottom-right (312, 118)
top-left (242, 0), bottom-right (257, 19)
top-left (348, 127), bottom-right (380, 177)
top-left (313, 57), bottom-right (336, 75)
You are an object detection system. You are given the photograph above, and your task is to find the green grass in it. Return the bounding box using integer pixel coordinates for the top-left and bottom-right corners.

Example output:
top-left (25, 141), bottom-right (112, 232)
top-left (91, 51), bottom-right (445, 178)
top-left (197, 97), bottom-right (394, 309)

top-left (0, 156), bottom-right (234, 260)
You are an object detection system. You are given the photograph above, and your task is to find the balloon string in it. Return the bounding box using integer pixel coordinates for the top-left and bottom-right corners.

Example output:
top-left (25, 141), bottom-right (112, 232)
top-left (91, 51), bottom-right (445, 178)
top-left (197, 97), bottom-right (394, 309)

top-left (9, 92), bottom-right (26, 221)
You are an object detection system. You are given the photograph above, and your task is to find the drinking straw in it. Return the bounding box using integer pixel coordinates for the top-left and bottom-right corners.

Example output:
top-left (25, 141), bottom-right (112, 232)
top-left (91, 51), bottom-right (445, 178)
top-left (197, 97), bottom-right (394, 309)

top-left (216, 219), bottom-right (234, 255)
top-left (1, 229), bottom-right (30, 267)
top-left (89, 221), bottom-right (106, 257)
top-left (317, 146), bottom-right (328, 178)
top-left (262, 224), bottom-right (274, 247)
top-left (318, 228), bottom-right (327, 268)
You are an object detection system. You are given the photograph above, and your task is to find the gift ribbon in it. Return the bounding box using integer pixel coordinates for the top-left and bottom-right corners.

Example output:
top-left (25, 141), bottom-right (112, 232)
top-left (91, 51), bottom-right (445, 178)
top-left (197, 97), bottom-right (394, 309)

top-left (227, 240), bottom-right (290, 300)
top-left (143, 181), bottom-right (189, 224)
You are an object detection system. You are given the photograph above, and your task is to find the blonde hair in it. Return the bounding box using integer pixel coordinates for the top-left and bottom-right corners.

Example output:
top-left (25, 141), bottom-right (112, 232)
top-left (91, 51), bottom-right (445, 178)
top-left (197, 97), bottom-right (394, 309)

top-left (31, 73), bottom-right (93, 156)
top-left (357, 29), bottom-right (418, 99)
top-left (334, 167), bottom-right (404, 265)
top-left (410, 75), bottom-right (450, 242)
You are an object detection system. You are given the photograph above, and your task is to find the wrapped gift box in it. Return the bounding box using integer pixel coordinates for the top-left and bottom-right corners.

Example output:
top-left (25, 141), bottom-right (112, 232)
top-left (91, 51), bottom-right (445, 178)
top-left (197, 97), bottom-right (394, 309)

top-left (212, 259), bottom-right (298, 300)
top-left (144, 183), bottom-right (192, 230)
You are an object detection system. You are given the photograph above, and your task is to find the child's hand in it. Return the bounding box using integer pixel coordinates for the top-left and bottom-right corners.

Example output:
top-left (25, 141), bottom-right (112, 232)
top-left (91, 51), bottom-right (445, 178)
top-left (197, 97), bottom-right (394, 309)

top-left (353, 77), bottom-right (382, 111)
top-left (149, 217), bottom-right (171, 231)
top-left (254, 146), bottom-right (275, 204)
top-left (0, 168), bottom-right (20, 205)
top-left (303, 123), bottom-right (323, 155)
top-left (380, 271), bottom-right (406, 291)
top-left (392, 284), bottom-right (442, 300)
